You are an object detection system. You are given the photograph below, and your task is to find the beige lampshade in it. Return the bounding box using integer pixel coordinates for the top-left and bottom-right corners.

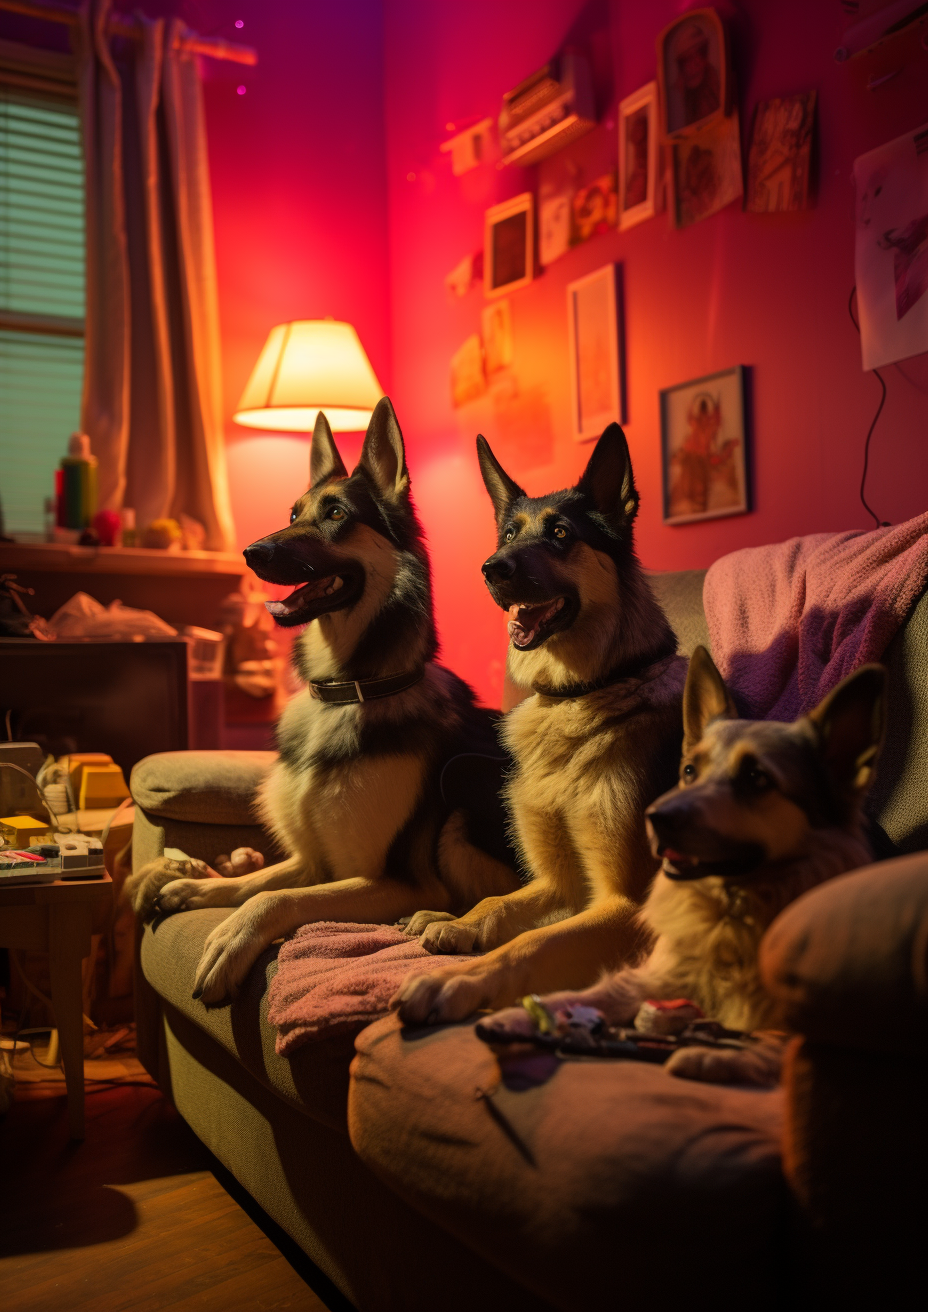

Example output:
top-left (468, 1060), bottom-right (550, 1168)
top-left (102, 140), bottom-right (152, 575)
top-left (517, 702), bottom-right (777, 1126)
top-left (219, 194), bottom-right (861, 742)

top-left (234, 320), bottom-right (383, 432)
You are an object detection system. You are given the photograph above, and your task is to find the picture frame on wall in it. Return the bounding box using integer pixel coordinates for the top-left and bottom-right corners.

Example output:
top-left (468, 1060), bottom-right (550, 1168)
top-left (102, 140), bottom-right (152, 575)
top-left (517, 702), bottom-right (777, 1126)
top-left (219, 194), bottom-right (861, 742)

top-left (484, 192), bottom-right (534, 298)
top-left (659, 366), bottom-right (749, 524)
top-left (618, 82), bottom-right (661, 230)
top-left (656, 8), bottom-right (730, 139)
top-left (669, 109), bottom-right (743, 229)
top-left (566, 263), bottom-right (626, 443)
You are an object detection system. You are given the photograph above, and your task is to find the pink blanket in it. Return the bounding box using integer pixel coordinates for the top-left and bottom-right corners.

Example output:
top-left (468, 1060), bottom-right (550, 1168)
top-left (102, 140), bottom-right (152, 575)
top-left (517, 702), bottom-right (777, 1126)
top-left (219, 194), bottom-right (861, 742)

top-left (704, 511), bottom-right (928, 721)
top-left (267, 921), bottom-right (474, 1056)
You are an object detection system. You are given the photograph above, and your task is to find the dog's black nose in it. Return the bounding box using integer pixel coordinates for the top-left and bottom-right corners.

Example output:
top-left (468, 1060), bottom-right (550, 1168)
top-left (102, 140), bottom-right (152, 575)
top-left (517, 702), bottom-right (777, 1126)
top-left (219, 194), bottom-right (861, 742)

top-left (645, 804), bottom-right (685, 843)
top-left (243, 540), bottom-right (275, 570)
top-left (482, 554), bottom-right (516, 582)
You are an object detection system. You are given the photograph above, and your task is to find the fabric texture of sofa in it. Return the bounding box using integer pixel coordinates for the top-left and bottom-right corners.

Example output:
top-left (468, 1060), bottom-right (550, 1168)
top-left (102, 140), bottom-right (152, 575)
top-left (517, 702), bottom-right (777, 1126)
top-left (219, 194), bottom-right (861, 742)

top-left (132, 567), bottom-right (928, 1310)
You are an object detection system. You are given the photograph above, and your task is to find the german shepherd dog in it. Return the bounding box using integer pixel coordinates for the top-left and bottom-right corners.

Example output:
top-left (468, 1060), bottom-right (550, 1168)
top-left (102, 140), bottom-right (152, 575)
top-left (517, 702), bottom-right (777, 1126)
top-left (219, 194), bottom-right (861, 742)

top-left (477, 648), bottom-right (886, 1085)
top-left (128, 399), bottom-right (518, 1005)
top-left (394, 423), bottom-right (688, 1024)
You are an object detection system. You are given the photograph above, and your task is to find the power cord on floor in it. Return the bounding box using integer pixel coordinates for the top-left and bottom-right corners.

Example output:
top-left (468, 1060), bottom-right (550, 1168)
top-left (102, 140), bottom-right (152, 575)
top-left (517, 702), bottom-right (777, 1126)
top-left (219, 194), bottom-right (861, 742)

top-left (848, 286), bottom-right (891, 529)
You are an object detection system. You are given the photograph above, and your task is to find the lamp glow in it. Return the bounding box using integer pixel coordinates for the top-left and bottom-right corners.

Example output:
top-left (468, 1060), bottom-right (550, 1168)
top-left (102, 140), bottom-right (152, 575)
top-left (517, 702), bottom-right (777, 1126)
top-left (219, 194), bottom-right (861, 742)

top-left (234, 320), bottom-right (383, 432)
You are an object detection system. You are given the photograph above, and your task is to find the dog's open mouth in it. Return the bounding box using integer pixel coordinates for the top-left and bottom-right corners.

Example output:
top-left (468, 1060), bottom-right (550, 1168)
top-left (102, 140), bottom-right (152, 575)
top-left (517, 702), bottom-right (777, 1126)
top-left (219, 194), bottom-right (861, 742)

top-left (657, 844), bottom-right (766, 882)
top-left (506, 597), bottom-right (575, 650)
top-left (264, 571), bottom-right (362, 627)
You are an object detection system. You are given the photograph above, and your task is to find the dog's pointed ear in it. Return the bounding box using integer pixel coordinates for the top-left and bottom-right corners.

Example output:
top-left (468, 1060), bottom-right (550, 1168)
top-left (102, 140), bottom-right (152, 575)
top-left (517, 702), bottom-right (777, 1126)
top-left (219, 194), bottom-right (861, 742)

top-left (477, 435), bottom-right (525, 527)
top-left (309, 411), bottom-right (348, 486)
top-left (354, 397), bottom-right (409, 501)
top-left (576, 423), bottom-right (639, 529)
top-left (806, 664), bottom-right (886, 797)
top-left (683, 646), bottom-right (738, 751)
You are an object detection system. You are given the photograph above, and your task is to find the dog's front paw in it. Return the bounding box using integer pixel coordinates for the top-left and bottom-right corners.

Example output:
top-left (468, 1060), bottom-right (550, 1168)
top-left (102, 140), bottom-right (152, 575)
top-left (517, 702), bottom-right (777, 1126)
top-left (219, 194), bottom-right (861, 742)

top-left (391, 968), bottom-right (495, 1025)
top-left (126, 856), bottom-right (216, 921)
top-left (402, 909), bottom-right (456, 936)
top-left (418, 917), bottom-right (484, 955)
top-left (191, 894), bottom-right (277, 1007)
top-left (666, 1040), bottom-right (783, 1087)
top-left (156, 876), bottom-right (236, 914)
top-left (213, 847), bottom-right (265, 878)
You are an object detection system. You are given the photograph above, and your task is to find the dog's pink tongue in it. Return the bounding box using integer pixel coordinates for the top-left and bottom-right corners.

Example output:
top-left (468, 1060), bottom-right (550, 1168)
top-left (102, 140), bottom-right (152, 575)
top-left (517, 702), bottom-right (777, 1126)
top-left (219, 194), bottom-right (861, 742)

top-left (507, 603), bottom-right (534, 646)
top-left (265, 577), bottom-right (329, 618)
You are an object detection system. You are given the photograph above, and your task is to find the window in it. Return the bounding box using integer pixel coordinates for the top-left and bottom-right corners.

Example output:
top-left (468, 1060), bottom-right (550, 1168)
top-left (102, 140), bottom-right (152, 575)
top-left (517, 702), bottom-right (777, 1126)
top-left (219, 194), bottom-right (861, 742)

top-left (0, 42), bottom-right (85, 538)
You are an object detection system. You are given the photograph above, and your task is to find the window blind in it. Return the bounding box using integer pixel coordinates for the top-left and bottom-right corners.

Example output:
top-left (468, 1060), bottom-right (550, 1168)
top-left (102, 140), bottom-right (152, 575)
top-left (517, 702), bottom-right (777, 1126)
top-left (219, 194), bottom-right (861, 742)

top-left (0, 88), bottom-right (85, 536)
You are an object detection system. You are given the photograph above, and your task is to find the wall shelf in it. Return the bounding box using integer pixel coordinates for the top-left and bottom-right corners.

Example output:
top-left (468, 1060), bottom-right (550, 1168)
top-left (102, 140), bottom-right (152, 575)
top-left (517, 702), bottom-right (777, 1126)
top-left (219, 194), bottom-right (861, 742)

top-left (0, 541), bottom-right (245, 580)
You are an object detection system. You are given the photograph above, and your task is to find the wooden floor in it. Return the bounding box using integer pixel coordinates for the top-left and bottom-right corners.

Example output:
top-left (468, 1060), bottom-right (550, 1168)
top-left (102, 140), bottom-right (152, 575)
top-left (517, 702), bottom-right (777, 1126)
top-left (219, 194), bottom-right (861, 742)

top-left (0, 1085), bottom-right (343, 1312)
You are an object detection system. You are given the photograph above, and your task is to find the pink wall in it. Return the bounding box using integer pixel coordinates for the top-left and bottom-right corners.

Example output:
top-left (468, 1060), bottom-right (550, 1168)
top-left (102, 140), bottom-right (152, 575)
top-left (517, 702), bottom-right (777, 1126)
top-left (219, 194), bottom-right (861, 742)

top-left (382, 0), bottom-right (928, 706)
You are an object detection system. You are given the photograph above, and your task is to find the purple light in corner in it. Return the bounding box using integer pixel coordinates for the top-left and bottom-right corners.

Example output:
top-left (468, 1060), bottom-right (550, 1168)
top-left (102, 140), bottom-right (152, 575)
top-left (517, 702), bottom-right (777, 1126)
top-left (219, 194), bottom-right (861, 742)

top-left (237, 85), bottom-right (246, 95)
top-left (235, 19), bottom-right (244, 28)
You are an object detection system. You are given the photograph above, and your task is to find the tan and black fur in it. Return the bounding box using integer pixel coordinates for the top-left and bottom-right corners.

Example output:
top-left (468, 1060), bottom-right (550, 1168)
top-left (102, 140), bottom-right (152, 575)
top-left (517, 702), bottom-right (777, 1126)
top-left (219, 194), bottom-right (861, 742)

top-left (395, 424), bottom-right (688, 1023)
top-left (127, 399), bottom-right (518, 1004)
top-left (480, 648), bottom-right (887, 1085)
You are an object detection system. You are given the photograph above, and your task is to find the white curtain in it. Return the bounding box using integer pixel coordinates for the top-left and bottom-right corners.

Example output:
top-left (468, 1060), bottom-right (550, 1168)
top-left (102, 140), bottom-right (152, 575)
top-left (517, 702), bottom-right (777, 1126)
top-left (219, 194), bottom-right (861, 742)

top-left (76, 0), bottom-right (234, 550)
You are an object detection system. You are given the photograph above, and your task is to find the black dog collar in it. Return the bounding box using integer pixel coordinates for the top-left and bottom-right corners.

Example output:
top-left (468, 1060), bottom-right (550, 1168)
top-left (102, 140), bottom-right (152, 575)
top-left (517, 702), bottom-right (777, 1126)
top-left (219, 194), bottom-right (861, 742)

top-left (533, 641), bottom-right (678, 700)
top-left (309, 669), bottom-right (425, 704)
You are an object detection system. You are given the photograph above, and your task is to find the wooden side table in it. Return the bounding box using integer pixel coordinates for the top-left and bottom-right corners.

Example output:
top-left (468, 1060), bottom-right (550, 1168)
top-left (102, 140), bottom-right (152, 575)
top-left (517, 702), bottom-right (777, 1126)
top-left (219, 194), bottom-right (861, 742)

top-left (0, 874), bottom-right (113, 1139)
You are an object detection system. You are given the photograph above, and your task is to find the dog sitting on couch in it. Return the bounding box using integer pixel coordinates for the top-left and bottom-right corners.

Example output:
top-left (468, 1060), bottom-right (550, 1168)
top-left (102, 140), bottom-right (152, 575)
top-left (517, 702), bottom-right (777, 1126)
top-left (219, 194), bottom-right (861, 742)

top-left (127, 398), bottom-right (519, 1005)
top-left (477, 646), bottom-right (887, 1085)
top-left (394, 424), bottom-right (689, 1023)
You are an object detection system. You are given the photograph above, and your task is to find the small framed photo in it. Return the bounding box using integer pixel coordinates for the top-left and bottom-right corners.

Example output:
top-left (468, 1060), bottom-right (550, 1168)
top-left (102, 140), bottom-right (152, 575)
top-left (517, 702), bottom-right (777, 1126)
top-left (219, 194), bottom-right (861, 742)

top-left (669, 110), bottom-right (743, 229)
top-left (746, 91), bottom-right (816, 213)
top-left (484, 192), bottom-right (534, 298)
top-left (660, 366), bottom-right (749, 524)
top-left (566, 263), bottom-right (626, 443)
top-left (657, 8), bottom-right (729, 139)
top-left (618, 82), bottom-right (660, 230)
top-left (450, 334), bottom-right (486, 408)
top-left (482, 299), bottom-right (513, 374)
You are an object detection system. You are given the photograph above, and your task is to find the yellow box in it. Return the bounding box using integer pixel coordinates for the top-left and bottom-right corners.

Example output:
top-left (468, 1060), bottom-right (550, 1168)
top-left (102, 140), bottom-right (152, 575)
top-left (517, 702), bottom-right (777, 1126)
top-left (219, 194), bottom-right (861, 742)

top-left (77, 763), bottom-right (130, 811)
top-left (1, 815), bottom-right (51, 845)
top-left (67, 752), bottom-right (113, 799)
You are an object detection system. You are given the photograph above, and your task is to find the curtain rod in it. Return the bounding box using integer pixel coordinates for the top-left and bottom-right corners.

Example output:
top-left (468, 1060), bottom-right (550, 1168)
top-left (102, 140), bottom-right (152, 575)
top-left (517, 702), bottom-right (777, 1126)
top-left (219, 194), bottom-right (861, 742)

top-left (0, 0), bottom-right (258, 66)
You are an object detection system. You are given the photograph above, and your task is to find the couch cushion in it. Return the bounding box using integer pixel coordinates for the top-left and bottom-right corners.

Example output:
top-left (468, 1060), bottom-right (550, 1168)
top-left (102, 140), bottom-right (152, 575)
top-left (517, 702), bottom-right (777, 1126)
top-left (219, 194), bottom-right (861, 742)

top-left (348, 1014), bottom-right (788, 1312)
top-left (760, 852), bottom-right (928, 1052)
top-left (131, 750), bottom-right (276, 825)
top-left (867, 587), bottom-right (928, 851)
top-left (140, 908), bottom-right (357, 1131)
top-left (648, 567), bottom-right (709, 657)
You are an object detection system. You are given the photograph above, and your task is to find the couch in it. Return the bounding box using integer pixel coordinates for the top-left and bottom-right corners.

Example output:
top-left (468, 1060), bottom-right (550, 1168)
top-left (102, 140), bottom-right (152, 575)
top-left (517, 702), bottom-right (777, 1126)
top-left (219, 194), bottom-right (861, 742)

top-left (132, 567), bottom-right (928, 1310)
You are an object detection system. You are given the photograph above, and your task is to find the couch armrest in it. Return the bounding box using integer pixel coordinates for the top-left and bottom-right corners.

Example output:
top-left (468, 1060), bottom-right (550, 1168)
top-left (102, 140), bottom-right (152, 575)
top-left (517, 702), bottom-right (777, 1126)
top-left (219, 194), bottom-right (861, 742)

top-left (760, 851), bottom-right (928, 1054)
top-left (130, 750), bottom-right (277, 827)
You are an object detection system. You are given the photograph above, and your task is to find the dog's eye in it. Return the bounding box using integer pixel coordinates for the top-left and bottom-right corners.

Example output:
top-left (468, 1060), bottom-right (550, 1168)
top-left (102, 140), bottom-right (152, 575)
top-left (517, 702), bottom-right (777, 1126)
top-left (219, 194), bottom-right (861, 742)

top-left (289, 508), bottom-right (298, 524)
top-left (504, 526), bottom-right (516, 542)
top-left (553, 525), bottom-right (569, 541)
top-left (327, 505), bottom-right (346, 521)
top-left (681, 763), bottom-right (697, 784)
top-left (747, 767), bottom-right (772, 791)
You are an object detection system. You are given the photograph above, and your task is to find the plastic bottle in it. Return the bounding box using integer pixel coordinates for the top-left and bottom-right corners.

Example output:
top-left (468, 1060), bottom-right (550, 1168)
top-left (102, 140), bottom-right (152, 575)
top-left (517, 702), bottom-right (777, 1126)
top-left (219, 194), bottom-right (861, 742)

top-left (59, 433), bottom-right (98, 530)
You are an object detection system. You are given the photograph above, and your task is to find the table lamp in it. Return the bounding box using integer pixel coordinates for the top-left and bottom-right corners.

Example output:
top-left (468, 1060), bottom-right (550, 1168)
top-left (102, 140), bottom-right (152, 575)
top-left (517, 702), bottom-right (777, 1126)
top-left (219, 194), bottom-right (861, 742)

top-left (233, 320), bottom-right (383, 432)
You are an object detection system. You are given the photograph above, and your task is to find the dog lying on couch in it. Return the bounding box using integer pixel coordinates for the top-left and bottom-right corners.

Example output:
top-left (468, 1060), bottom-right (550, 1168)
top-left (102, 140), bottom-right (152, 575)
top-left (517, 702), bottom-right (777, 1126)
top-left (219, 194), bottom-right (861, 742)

top-left (127, 398), bottom-right (520, 1005)
top-left (476, 646), bottom-right (887, 1085)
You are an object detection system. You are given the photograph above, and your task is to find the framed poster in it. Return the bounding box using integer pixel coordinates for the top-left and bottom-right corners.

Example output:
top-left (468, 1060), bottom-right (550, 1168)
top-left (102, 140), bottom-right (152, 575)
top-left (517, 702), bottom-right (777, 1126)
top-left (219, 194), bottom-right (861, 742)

top-left (657, 8), bottom-right (730, 139)
top-left (659, 366), bottom-right (749, 524)
top-left (566, 263), bottom-right (626, 443)
top-left (484, 192), bottom-right (534, 298)
top-left (618, 82), bottom-right (661, 230)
